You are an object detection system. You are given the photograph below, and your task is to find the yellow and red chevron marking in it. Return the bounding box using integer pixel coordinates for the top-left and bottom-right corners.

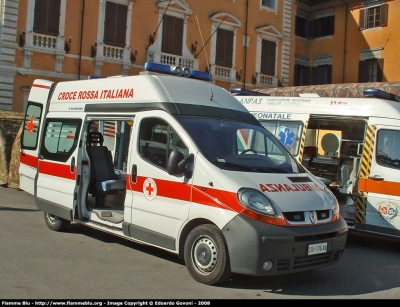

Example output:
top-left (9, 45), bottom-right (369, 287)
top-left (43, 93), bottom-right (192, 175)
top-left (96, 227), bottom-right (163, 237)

top-left (298, 121), bottom-right (308, 164)
top-left (356, 124), bottom-right (376, 224)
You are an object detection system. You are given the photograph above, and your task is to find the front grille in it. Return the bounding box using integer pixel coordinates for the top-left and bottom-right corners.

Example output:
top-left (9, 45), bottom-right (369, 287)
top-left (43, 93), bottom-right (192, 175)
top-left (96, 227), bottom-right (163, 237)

top-left (284, 209), bottom-right (331, 223)
top-left (276, 249), bottom-right (344, 272)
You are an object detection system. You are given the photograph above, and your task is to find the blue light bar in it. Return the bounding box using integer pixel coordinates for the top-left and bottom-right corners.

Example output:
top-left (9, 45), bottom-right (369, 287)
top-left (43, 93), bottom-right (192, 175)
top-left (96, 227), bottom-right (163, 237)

top-left (189, 70), bottom-right (212, 82)
top-left (230, 88), bottom-right (270, 96)
top-left (363, 88), bottom-right (400, 102)
top-left (144, 62), bottom-right (212, 82)
top-left (144, 62), bottom-right (171, 75)
top-left (88, 75), bottom-right (103, 79)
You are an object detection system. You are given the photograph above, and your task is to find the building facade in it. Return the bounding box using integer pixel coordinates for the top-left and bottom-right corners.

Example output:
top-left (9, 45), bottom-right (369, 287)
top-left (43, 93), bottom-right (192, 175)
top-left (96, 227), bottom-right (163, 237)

top-left (0, 0), bottom-right (399, 113)
top-left (294, 0), bottom-right (400, 87)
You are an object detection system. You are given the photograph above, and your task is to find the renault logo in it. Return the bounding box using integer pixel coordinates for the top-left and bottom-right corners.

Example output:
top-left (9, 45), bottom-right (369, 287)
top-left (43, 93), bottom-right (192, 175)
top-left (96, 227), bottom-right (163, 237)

top-left (309, 211), bottom-right (317, 224)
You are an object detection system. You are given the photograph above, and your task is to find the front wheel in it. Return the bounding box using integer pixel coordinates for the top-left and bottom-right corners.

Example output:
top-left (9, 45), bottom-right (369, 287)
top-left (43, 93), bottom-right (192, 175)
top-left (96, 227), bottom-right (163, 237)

top-left (44, 212), bottom-right (71, 231)
top-left (184, 224), bottom-right (231, 285)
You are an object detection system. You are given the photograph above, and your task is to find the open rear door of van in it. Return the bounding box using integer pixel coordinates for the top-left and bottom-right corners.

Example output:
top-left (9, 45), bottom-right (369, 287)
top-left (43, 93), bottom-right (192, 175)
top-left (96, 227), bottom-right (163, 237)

top-left (19, 79), bottom-right (54, 195)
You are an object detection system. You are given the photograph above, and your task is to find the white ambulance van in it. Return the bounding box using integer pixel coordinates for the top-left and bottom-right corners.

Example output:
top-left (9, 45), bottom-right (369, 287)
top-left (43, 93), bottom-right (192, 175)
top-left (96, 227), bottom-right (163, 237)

top-left (235, 89), bottom-right (400, 239)
top-left (19, 75), bottom-right (347, 285)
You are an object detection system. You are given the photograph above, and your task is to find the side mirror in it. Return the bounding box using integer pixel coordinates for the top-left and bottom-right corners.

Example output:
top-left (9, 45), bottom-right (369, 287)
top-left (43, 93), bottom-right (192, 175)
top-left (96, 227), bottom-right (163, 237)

top-left (167, 151), bottom-right (194, 179)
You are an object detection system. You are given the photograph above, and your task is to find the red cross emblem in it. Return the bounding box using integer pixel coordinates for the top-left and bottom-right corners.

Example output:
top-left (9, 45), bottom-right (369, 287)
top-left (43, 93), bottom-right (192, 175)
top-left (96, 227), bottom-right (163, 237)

top-left (27, 116), bottom-right (35, 134)
top-left (143, 178), bottom-right (157, 200)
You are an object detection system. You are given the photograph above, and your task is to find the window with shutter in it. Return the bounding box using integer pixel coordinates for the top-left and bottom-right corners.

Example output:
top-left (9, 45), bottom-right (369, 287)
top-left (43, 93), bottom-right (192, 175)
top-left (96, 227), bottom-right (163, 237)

top-left (359, 3), bottom-right (388, 30)
top-left (260, 39), bottom-right (276, 76)
top-left (295, 16), bottom-right (308, 38)
top-left (306, 20), bottom-right (314, 39)
top-left (379, 4), bottom-right (388, 26)
top-left (215, 28), bottom-right (234, 68)
top-left (314, 15), bottom-right (334, 38)
top-left (358, 60), bottom-right (365, 82)
top-left (358, 59), bottom-right (383, 82)
top-left (359, 9), bottom-right (366, 30)
top-left (311, 65), bottom-right (332, 85)
top-left (294, 64), bottom-right (310, 86)
top-left (33, 0), bottom-right (60, 36)
top-left (162, 15), bottom-right (184, 56)
top-left (104, 1), bottom-right (127, 48)
top-left (261, 0), bottom-right (277, 10)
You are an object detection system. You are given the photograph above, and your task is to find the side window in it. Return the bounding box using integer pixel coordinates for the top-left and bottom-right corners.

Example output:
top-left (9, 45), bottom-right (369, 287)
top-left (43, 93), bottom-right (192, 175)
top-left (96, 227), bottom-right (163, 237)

top-left (260, 121), bottom-right (303, 157)
top-left (33, 0), bottom-right (61, 36)
top-left (162, 15), bottom-right (184, 56)
top-left (40, 119), bottom-right (81, 162)
top-left (104, 1), bottom-right (128, 48)
top-left (139, 118), bottom-right (188, 170)
top-left (215, 28), bottom-right (234, 68)
top-left (376, 129), bottom-right (400, 170)
top-left (21, 103), bottom-right (43, 150)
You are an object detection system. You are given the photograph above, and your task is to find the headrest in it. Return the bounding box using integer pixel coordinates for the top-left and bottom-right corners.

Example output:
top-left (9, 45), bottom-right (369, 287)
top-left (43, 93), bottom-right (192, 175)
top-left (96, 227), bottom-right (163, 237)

top-left (153, 132), bottom-right (167, 144)
top-left (89, 132), bottom-right (104, 146)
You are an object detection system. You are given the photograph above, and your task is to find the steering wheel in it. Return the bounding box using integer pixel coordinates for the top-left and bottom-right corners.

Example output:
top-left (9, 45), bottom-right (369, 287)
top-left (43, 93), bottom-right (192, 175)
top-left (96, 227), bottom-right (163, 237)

top-left (240, 149), bottom-right (257, 155)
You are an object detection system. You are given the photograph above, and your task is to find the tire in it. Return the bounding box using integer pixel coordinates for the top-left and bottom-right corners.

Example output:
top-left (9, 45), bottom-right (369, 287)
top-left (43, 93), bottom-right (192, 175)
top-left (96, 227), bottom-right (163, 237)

top-left (44, 212), bottom-right (71, 231)
top-left (184, 224), bottom-right (231, 285)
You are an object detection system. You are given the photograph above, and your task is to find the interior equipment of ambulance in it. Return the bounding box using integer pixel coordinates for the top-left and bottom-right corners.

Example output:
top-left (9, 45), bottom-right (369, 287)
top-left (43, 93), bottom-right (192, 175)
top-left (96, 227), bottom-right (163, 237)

top-left (234, 88), bottom-right (400, 239)
top-left (19, 75), bottom-right (347, 285)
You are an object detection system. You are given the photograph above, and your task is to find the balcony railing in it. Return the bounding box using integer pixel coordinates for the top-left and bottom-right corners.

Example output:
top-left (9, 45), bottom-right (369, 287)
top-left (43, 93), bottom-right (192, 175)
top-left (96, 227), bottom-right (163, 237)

top-left (33, 34), bottom-right (56, 49)
top-left (147, 52), bottom-right (199, 70)
top-left (208, 65), bottom-right (236, 82)
top-left (254, 73), bottom-right (278, 87)
top-left (103, 45), bottom-right (124, 60)
top-left (23, 32), bottom-right (65, 52)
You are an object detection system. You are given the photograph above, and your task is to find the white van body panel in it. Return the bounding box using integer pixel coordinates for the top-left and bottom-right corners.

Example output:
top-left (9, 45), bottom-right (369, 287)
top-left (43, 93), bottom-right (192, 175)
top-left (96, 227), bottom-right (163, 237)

top-left (19, 75), bottom-right (348, 285)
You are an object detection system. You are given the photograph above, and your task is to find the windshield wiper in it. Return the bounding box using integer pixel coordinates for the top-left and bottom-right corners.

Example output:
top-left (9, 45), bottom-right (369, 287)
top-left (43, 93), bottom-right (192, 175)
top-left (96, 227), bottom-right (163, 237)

top-left (252, 167), bottom-right (290, 173)
top-left (215, 162), bottom-right (290, 173)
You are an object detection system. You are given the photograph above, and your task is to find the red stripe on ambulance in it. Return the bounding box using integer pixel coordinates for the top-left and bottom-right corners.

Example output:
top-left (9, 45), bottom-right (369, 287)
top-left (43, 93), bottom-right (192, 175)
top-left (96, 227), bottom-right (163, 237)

top-left (32, 83), bottom-right (51, 90)
top-left (19, 152), bottom-right (38, 168)
top-left (38, 161), bottom-right (76, 180)
top-left (126, 175), bottom-right (244, 213)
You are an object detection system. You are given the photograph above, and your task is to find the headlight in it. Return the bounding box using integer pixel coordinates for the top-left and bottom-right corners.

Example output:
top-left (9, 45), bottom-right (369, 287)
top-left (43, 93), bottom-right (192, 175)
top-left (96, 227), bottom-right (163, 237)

top-left (324, 186), bottom-right (340, 220)
top-left (238, 188), bottom-right (278, 216)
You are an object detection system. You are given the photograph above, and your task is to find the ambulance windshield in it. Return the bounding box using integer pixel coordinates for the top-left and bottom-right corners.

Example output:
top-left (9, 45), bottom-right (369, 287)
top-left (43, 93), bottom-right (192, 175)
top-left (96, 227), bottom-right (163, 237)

top-left (178, 117), bottom-right (302, 173)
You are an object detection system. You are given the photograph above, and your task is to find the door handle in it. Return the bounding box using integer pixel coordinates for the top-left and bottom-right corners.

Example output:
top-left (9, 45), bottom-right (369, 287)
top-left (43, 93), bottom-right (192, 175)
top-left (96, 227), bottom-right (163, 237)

top-left (131, 164), bottom-right (137, 183)
top-left (367, 175), bottom-right (384, 181)
top-left (71, 157), bottom-right (75, 173)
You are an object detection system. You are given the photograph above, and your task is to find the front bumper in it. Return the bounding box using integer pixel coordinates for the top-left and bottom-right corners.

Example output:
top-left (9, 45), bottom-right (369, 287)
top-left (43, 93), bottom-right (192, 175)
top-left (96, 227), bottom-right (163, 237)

top-left (222, 215), bottom-right (348, 276)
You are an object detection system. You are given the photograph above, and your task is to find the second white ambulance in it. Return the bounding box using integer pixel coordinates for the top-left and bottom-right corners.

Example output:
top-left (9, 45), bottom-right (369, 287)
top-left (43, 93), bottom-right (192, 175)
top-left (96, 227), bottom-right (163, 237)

top-left (235, 89), bottom-right (400, 239)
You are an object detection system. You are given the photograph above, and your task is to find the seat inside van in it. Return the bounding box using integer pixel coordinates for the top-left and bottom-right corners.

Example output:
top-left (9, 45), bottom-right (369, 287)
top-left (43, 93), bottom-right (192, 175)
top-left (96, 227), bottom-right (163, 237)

top-left (87, 131), bottom-right (126, 207)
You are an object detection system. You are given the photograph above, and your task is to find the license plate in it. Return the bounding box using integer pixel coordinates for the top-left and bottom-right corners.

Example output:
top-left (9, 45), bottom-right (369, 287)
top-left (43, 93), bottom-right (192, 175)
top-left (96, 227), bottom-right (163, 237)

top-left (308, 242), bottom-right (327, 255)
